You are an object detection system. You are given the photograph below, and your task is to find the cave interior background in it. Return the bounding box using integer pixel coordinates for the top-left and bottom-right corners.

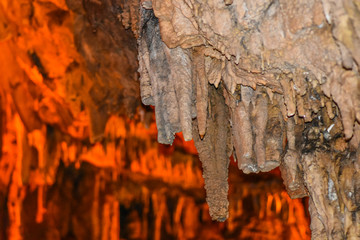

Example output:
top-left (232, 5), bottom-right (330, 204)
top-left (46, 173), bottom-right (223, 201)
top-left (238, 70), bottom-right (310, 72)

top-left (0, 0), bottom-right (360, 239)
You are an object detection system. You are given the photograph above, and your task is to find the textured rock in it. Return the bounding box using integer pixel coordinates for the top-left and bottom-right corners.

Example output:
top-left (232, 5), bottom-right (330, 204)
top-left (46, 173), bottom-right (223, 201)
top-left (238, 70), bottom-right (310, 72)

top-left (138, 9), bottom-right (195, 144)
top-left (280, 118), bottom-right (308, 199)
top-left (137, 0), bottom-right (360, 237)
top-left (230, 86), bottom-right (258, 173)
top-left (192, 84), bottom-right (232, 221)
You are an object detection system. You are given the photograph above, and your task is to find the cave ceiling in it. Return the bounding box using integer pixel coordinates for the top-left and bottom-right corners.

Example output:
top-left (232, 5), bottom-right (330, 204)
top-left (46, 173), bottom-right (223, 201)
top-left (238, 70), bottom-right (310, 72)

top-left (136, 0), bottom-right (360, 238)
top-left (0, 0), bottom-right (360, 239)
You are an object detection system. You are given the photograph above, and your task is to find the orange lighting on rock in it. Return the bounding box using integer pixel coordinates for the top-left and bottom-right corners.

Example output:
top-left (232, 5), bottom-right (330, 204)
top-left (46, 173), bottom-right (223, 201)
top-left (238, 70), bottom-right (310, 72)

top-left (0, 0), bottom-right (310, 239)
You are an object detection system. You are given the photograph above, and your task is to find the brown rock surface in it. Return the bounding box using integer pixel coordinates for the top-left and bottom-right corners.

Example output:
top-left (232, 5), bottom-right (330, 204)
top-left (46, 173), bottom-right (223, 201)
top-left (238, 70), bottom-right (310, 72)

top-left (137, 0), bottom-right (360, 238)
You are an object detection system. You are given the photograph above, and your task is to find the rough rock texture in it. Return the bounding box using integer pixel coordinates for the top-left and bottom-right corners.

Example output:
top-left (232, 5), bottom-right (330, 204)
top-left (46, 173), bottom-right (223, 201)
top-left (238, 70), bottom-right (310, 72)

top-left (192, 84), bottom-right (232, 221)
top-left (0, 0), bottom-right (312, 239)
top-left (137, 0), bottom-right (360, 238)
top-left (138, 9), bottom-right (195, 144)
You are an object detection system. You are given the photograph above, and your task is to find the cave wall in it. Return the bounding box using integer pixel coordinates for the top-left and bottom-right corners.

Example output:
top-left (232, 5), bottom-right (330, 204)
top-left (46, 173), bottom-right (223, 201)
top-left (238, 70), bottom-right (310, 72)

top-left (0, 0), bottom-right (139, 238)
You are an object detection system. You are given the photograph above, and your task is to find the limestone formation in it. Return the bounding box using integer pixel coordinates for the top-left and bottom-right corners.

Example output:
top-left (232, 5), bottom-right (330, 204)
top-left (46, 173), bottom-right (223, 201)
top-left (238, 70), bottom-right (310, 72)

top-left (192, 84), bottom-right (232, 221)
top-left (137, 0), bottom-right (360, 238)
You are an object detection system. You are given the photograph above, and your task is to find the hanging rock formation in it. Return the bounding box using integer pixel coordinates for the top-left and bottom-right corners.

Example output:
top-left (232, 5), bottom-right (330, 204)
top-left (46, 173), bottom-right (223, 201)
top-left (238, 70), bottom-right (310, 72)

top-left (137, 0), bottom-right (360, 239)
top-left (0, 0), bottom-right (313, 239)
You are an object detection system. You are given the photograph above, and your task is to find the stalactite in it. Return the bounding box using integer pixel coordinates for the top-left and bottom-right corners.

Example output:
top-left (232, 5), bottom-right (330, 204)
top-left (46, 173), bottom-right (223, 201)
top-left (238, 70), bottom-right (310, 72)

top-left (192, 84), bottom-right (232, 221)
top-left (230, 86), bottom-right (257, 173)
top-left (280, 75), bottom-right (296, 117)
top-left (138, 8), bottom-right (195, 144)
top-left (264, 93), bottom-right (284, 171)
top-left (253, 90), bottom-right (269, 171)
top-left (206, 56), bottom-right (224, 88)
top-left (164, 46), bottom-right (194, 141)
top-left (193, 47), bottom-right (209, 139)
top-left (280, 117), bottom-right (308, 199)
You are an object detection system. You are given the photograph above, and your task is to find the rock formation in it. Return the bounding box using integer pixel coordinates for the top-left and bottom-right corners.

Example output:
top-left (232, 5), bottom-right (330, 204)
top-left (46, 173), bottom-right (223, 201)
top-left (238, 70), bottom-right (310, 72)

top-left (0, 0), bottom-right (359, 239)
top-left (136, 0), bottom-right (360, 239)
